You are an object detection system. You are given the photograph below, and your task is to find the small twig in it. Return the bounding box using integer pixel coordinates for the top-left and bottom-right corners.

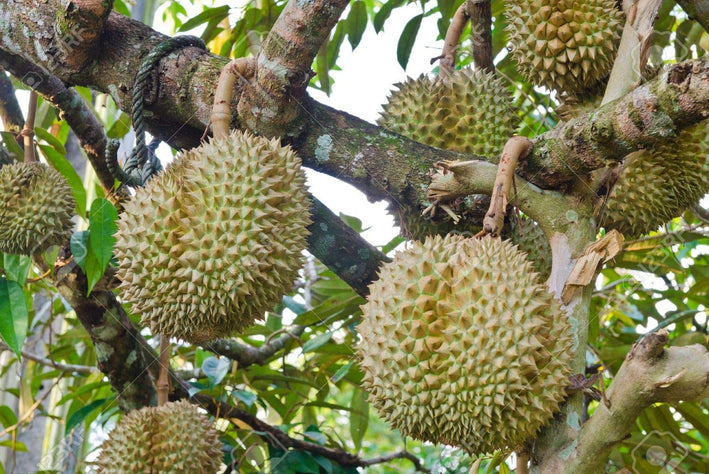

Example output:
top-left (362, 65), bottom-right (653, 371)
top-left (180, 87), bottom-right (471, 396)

top-left (0, 342), bottom-right (97, 375)
top-left (157, 334), bottom-right (171, 406)
top-left (26, 268), bottom-right (52, 284)
top-left (0, 377), bottom-right (62, 438)
top-left (211, 57), bottom-right (255, 139)
top-left (22, 91), bottom-right (37, 162)
top-left (436, 4), bottom-right (469, 77)
top-left (693, 204), bottom-right (709, 225)
top-left (359, 450), bottom-right (429, 472)
top-left (465, 0), bottom-right (494, 72)
top-left (477, 136), bottom-right (533, 237)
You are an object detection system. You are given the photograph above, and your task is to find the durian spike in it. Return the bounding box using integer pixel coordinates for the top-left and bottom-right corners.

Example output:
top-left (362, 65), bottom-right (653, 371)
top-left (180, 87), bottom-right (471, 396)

top-left (211, 58), bottom-right (256, 139)
top-left (22, 91), bottom-right (38, 163)
top-left (157, 334), bottom-right (171, 406)
top-left (477, 136), bottom-right (533, 237)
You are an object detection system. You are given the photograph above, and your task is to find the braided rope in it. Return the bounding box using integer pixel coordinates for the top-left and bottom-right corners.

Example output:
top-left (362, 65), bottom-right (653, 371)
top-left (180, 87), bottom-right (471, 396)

top-left (106, 35), bottom-right (206, 187)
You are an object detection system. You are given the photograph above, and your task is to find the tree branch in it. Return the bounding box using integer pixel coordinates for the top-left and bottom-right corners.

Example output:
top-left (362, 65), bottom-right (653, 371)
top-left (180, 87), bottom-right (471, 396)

top-left (236, 0), bottom-right (350, 138)
top-left (206, 325), bottom-right (306, 367)
top-left (54, 0), bottom-right (113, 76)
top-left (465, 0), bottom-right (493, 73)
top-left (4, 4), bottom-right (709, 193)
top-left (676, 0), bottom-right (709, 36)
top-left (0, 342), bottom-right (98, 375)
top-left (0, 68), bottom-right (24, 135)
top-left (539, 330), bottom-right (709, 473)
top-left (0, 50), bottom-right (115, 192)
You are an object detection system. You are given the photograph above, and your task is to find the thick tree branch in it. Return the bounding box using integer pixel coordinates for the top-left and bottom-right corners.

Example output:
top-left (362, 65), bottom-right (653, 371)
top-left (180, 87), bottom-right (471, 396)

top-left (0, 50), bottom-right (115, 192)
top-left (676, 0), bottom-right (709, 37)
top-left (5, 3), bottom-right (709, 193)
top-left (206, 325), bottom-right (306, 367)
top-left (539, 330), bottom-right (709, 473)
top-left (236, 0), bottom-right (349, 137)
top-left (54, 0), bottom-right (113, 75)
top-left (465, 0), bottom-right (494, 73)
top-left (0, 68), bottom-right (24, 134)
top-left (51, 252), bottom-right (157, 411)
top-left (189, 394), bottom-right (429, 471)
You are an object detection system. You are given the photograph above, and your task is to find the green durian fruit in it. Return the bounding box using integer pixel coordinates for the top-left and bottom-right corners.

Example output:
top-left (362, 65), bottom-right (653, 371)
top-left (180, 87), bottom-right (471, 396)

top-left (378, 67), bottom-right (518, 160)
top-left (114, 130), bottom-right (311, 343)
top-left (97, 400), bottom-right (222, 474)
top-left (0, 162), bottom-right (74, 255)
top-left (601, 121), bottom-right (709, 238)
top-left (508, 216), bottom-right (552, 281)
top-left (506, 0), bottom-right (623, 95)
top-left (358, 235), bottom-right (573, 454)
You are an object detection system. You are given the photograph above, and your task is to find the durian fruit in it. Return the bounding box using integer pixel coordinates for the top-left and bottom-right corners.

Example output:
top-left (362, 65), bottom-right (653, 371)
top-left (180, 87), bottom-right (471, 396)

top-left (97, 400), bottom-right (222, 473)
top-left (114, 130), bottom-right (311, 343)
top-left (358, 235), bottom-right (573, 454)
top-left (507, 216), bottom-right (552, 281)
top-left (377, 67), bottom-right (518, 160)
top-left (506, 0), bottom-right (623, 95)
top-left (601, 120), bottom-right (709, 238)
top-left (0, 162), bottom-right (74, 255)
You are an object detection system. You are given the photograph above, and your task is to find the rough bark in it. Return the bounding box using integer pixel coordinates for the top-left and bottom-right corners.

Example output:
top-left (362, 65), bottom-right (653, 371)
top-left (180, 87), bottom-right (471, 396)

top-left (236, 0), bottom-right (350, 138)
top-left (4, 2), bottom-right (709, 194)
top-left (539, 331), bottom-right (709, 473)
top-left (54, 0), bottom-right (114, 74)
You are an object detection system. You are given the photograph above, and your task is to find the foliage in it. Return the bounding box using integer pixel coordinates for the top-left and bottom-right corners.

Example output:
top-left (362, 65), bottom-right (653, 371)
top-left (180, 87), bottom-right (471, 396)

top-left (0, 0), bottom-right (708, 473)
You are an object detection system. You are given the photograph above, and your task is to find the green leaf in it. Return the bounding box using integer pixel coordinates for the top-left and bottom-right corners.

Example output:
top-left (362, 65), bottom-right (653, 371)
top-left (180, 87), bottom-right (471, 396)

top-left (374, 0), bottom-right (406, 33)
top-left (397, 14), bottom-right (423, 70)
top-left (202, 357), bottom-right (230, 387)
top-left (233, 389), bottom-right (257, 407)
top-left (338, 213), bottom-right (366, 233)
top-left (65, 398), bottom-right (108, 434)
top-left (70, 231), bottom-right (90, 268)
top-left (436, 0), bottom-right (457, 18)
top-left (106, 112), bottom-right (131, 139)
top-left (331, 361), bottom-right (353, 383)
top-left (0, 278), bottom-right (28, 357)
top-left (302, 331), bottom-right (334, 353)
top-left (347, 1), bottom-right (367, 50)
top-left (3, 254), bottom-right (31, 286)
top-left (0, 131), bottom-right (23, 159)
top-left (349, 388), bottom-right (369, 452)
top-left (178, 5), bottom-right (230, 32)
top-left (284, 451), bottom-right (320, 474)
top-left (38, 145), bottom-right (86, 216)
top-left (34, 127), bottom-right (66, 155)
top-left (88, 198), bottom-right (118, 271)
top-left (0, 405), bottom-right (18, 428)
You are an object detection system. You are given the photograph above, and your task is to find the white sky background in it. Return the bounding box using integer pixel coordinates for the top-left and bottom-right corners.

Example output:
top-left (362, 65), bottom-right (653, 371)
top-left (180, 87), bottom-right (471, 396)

top-left (154, 1), bottom-right (445, 247)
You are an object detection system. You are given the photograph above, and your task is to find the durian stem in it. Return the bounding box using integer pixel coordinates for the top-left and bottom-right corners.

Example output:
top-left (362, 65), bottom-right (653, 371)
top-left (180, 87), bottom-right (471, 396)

top-left (516, 452), bottom-right (529, 474)
top-left (437, 4), bottom-right (469, 77)
top-left (157, 335), bottom-right (171, 407)
top-left (478, 136), bottom-right (533, 237)
top-left (211, 58), bottom-right (255, 140)
top-left (22, 91), bottom-right (37, 163)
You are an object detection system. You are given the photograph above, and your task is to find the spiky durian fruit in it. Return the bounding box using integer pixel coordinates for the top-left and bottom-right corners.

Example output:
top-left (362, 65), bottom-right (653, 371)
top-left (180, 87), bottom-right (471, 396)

top-left (508, 216), bottom-right (552, 281)
top-left (358, 235), bottom-right (573, 454)
top-left (0, 162), bottom-right (74, 255)
top-left (378, 68), bottom-right (518, 160)
top-left (506, 0), bottom-right (623, 95)
top-left (97, 400), bottom-right (222, 473)
top-left (114, 130), bottom-right (311, 343)
top-left (601, 121), bottom-right (709, 238)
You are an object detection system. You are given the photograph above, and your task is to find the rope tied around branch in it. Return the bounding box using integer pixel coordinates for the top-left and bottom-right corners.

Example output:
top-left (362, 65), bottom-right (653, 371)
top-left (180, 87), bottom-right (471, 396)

top-left (105, 35), bottom-right (206, 187)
